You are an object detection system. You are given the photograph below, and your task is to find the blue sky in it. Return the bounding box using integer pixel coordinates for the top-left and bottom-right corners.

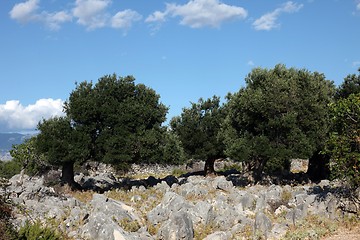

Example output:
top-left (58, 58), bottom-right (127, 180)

top-left (0, 0), bottom-right (360, 133)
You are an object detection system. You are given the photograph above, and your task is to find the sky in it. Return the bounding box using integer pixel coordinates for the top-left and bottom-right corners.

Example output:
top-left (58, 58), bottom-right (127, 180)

top-left (0, 0), bottom-right (360, 133)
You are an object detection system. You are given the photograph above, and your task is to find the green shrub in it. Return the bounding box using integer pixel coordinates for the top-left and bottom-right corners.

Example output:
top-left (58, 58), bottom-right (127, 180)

top-left (18, 221), bottom-right (61, 240)
top-left (0, 160), bottom-right (22, 179)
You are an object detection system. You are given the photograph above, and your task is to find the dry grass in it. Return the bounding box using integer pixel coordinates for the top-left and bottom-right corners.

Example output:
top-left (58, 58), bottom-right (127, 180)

top-left (194, 222), bottom-right (220, 240)
top-left (69, 190), bottom-right (95, 203)
top-left (283, 215), bottom-right (341, 240)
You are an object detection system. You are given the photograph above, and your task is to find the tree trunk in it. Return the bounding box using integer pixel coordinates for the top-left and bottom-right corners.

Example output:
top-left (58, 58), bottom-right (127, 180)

top-left (204, 158), bottom-right (216, 176)
top-left (252, 159), bottom-right (266, 184)
top-left (61, 162), bottom-right (81, 190)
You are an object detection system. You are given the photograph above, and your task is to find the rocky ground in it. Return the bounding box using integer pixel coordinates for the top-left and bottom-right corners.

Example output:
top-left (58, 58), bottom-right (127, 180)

top-left (1, 163), bottom-right (360, 240)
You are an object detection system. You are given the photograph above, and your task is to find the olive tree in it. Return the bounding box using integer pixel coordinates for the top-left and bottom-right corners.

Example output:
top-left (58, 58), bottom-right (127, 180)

top-left (223, 64), bottom-right (335, 181)
top-left (170, 96), bottom-right (226, 175)
top-left (36, 74), bottom-right (168, 188)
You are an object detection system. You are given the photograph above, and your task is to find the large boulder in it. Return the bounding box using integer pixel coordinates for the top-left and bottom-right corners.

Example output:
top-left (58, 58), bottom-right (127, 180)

top-left (147, 191), bottom-right (193, 225)
top-left (157, 210), bottom-right (194, 240)
top-left (80, 194), bottom-right (143, 240)
top-left (254, 212), bottom-right (272, 238)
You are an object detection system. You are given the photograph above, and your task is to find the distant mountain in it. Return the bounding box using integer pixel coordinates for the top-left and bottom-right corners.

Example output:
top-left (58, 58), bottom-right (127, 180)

top-left (0, 133), bottom-right (32, 160)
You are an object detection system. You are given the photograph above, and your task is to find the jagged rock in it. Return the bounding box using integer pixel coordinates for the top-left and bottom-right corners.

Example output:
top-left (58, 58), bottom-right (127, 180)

top-left (154, 181), bottom-right (170, 193)
top-left (270, 223), bottom-right (288, 240)
top-left (238, 193), bottom-right (256, 211)
top-left (274, 205), bottom-right (290, 217)
top-left (211, 176), bottom-right (233, 192)
top-left (190, 201), bottom-right (214, 224)
top-left (255, 194), bottom-right (267, 212)
top-left (90, 194), bottom-right (141, 223)
top-left (178, 177), bottom-right (209, 198)
top-left (147, 191), bottom-right (193, 225)
top-left (286, 203), bottom-right (307, 225)
top-left (5, 171), bottom-right (355, 240)
top-left (254, 212), bottom-right (272, 238)
top-left (80, 194), bottom-right (143, 240)
top-left (81, 211), bottom-right (127, 240)
top-left (157, 210), bottom-right (194, 240)
top-left (203, 231), bottom-right (232, 240)
top-left (82, 172), bottom-right (118, 191)
top-left (211, 195), bottom-right (244, 231)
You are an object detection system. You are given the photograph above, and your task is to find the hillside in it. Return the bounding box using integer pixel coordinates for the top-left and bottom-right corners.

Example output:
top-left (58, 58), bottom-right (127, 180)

top-left (1, 163), bottom-right (359, 240)
top-left (0, 133), bottom-right (31, 160)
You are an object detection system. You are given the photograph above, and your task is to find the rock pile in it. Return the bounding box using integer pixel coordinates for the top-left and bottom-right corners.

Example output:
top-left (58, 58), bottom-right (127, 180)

top-left (1, 171), bottom-right (357, 240)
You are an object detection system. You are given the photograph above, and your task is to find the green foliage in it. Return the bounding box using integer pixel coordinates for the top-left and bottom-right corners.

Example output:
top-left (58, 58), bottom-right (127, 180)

top-left (36, 117), bottom-right (90, 167)
top-left (335, 68), bottom-right (360, 100)
top-left (62, 74), bottom-right (168, 170)
top-left (324, 93), bottom-right (360, 188)
top-left (10, 137), bottom-right (48, 176)
top-left (170, 96), bottom-right (226, 163)
top-left (161, 130), bottom-right (186, 165)
top-left (0, 159), bottom-right (22, 179)
top-left (18, 221), bottom-right (61, 240)
top-left (34, 74), bottom-right (169, 186)
top-left (223, 64), bottom-right (335, 177)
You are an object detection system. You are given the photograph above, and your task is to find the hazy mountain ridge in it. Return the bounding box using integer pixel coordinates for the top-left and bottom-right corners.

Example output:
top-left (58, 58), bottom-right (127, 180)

top-left (0, 133), bottom-right (32, 160)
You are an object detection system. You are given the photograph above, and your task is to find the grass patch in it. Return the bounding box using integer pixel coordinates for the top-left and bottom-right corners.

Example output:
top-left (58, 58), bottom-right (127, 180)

top-left (105, 186), bottom-right (165, 236)
top-left (171, 168), bottom-right (187, 177)
top-left (194, 222), bottom-right (220, 240)
top-left (69, 190), bottom-right (95, 203)
top-left (115, 217), bottom-right (141, 232)
top-left (283, 215), bottom-right (339, 240)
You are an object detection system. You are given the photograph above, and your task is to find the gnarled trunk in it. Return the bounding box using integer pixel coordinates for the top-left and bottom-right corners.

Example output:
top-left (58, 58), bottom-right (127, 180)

top-left (61, 161), bottom-right (81, 190)
top-left (204, 158), bottom-right (216, 176)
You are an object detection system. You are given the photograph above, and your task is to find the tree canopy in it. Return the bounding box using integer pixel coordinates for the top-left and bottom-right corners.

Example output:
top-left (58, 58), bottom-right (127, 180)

top-left (35, 74), bottom-right (168, 187)
top-left (222, 64), bottom-right (335, 180)
top-left (335, 68), bottom-right (360, 100)
top-left (324, 93), bottom-right (360, 188)
top-left (170, 96), bottom-right (226, 174)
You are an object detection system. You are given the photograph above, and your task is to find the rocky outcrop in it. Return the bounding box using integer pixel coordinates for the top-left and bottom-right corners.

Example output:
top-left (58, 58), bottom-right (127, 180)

top-left (1, 172), bottom-right (358, 240)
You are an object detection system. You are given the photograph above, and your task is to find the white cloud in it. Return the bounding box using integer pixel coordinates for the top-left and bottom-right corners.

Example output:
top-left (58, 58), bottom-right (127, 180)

top-left (253, 1), bottom-right (303, 31)
top-left (72, 0), bottom-right (111, 30)
top-left (9, 0), bottom-right (39, 23)
top-left (0, 99), bottom-right (65, 132)
top-left (146, 0), bottom-right (247, 28)
top-left (42, 11), bottom-right (73, 30)
top-left (111, 10), bottom-right (142, 29)
top-left (146, 11), bottom-right (167, 23)
top-left (9, 0), bottom-right (72, 30)
top-left (357, 1), bottom-right (360, 11)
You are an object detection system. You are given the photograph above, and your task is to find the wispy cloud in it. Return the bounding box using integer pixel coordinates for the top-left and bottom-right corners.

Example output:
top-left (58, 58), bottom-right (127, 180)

top-left (111, 10), bottom-right (142, 30)
top-left (357, 0), bottom-right (360, 11)
top-left (9, 0), bottom-right (39, 23)
top-left (9, 0), bottom-right (72, 30)
top-left (253, 1), bottom-right (303, 31)
top-left (146, 0), bottom-right (247, 29)
top-left (0, 99), bottom-right (65, 132)
top-left (42, 11), bottom-right (73, 30)
top-left (9, 0), bottom-right (141, 32)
